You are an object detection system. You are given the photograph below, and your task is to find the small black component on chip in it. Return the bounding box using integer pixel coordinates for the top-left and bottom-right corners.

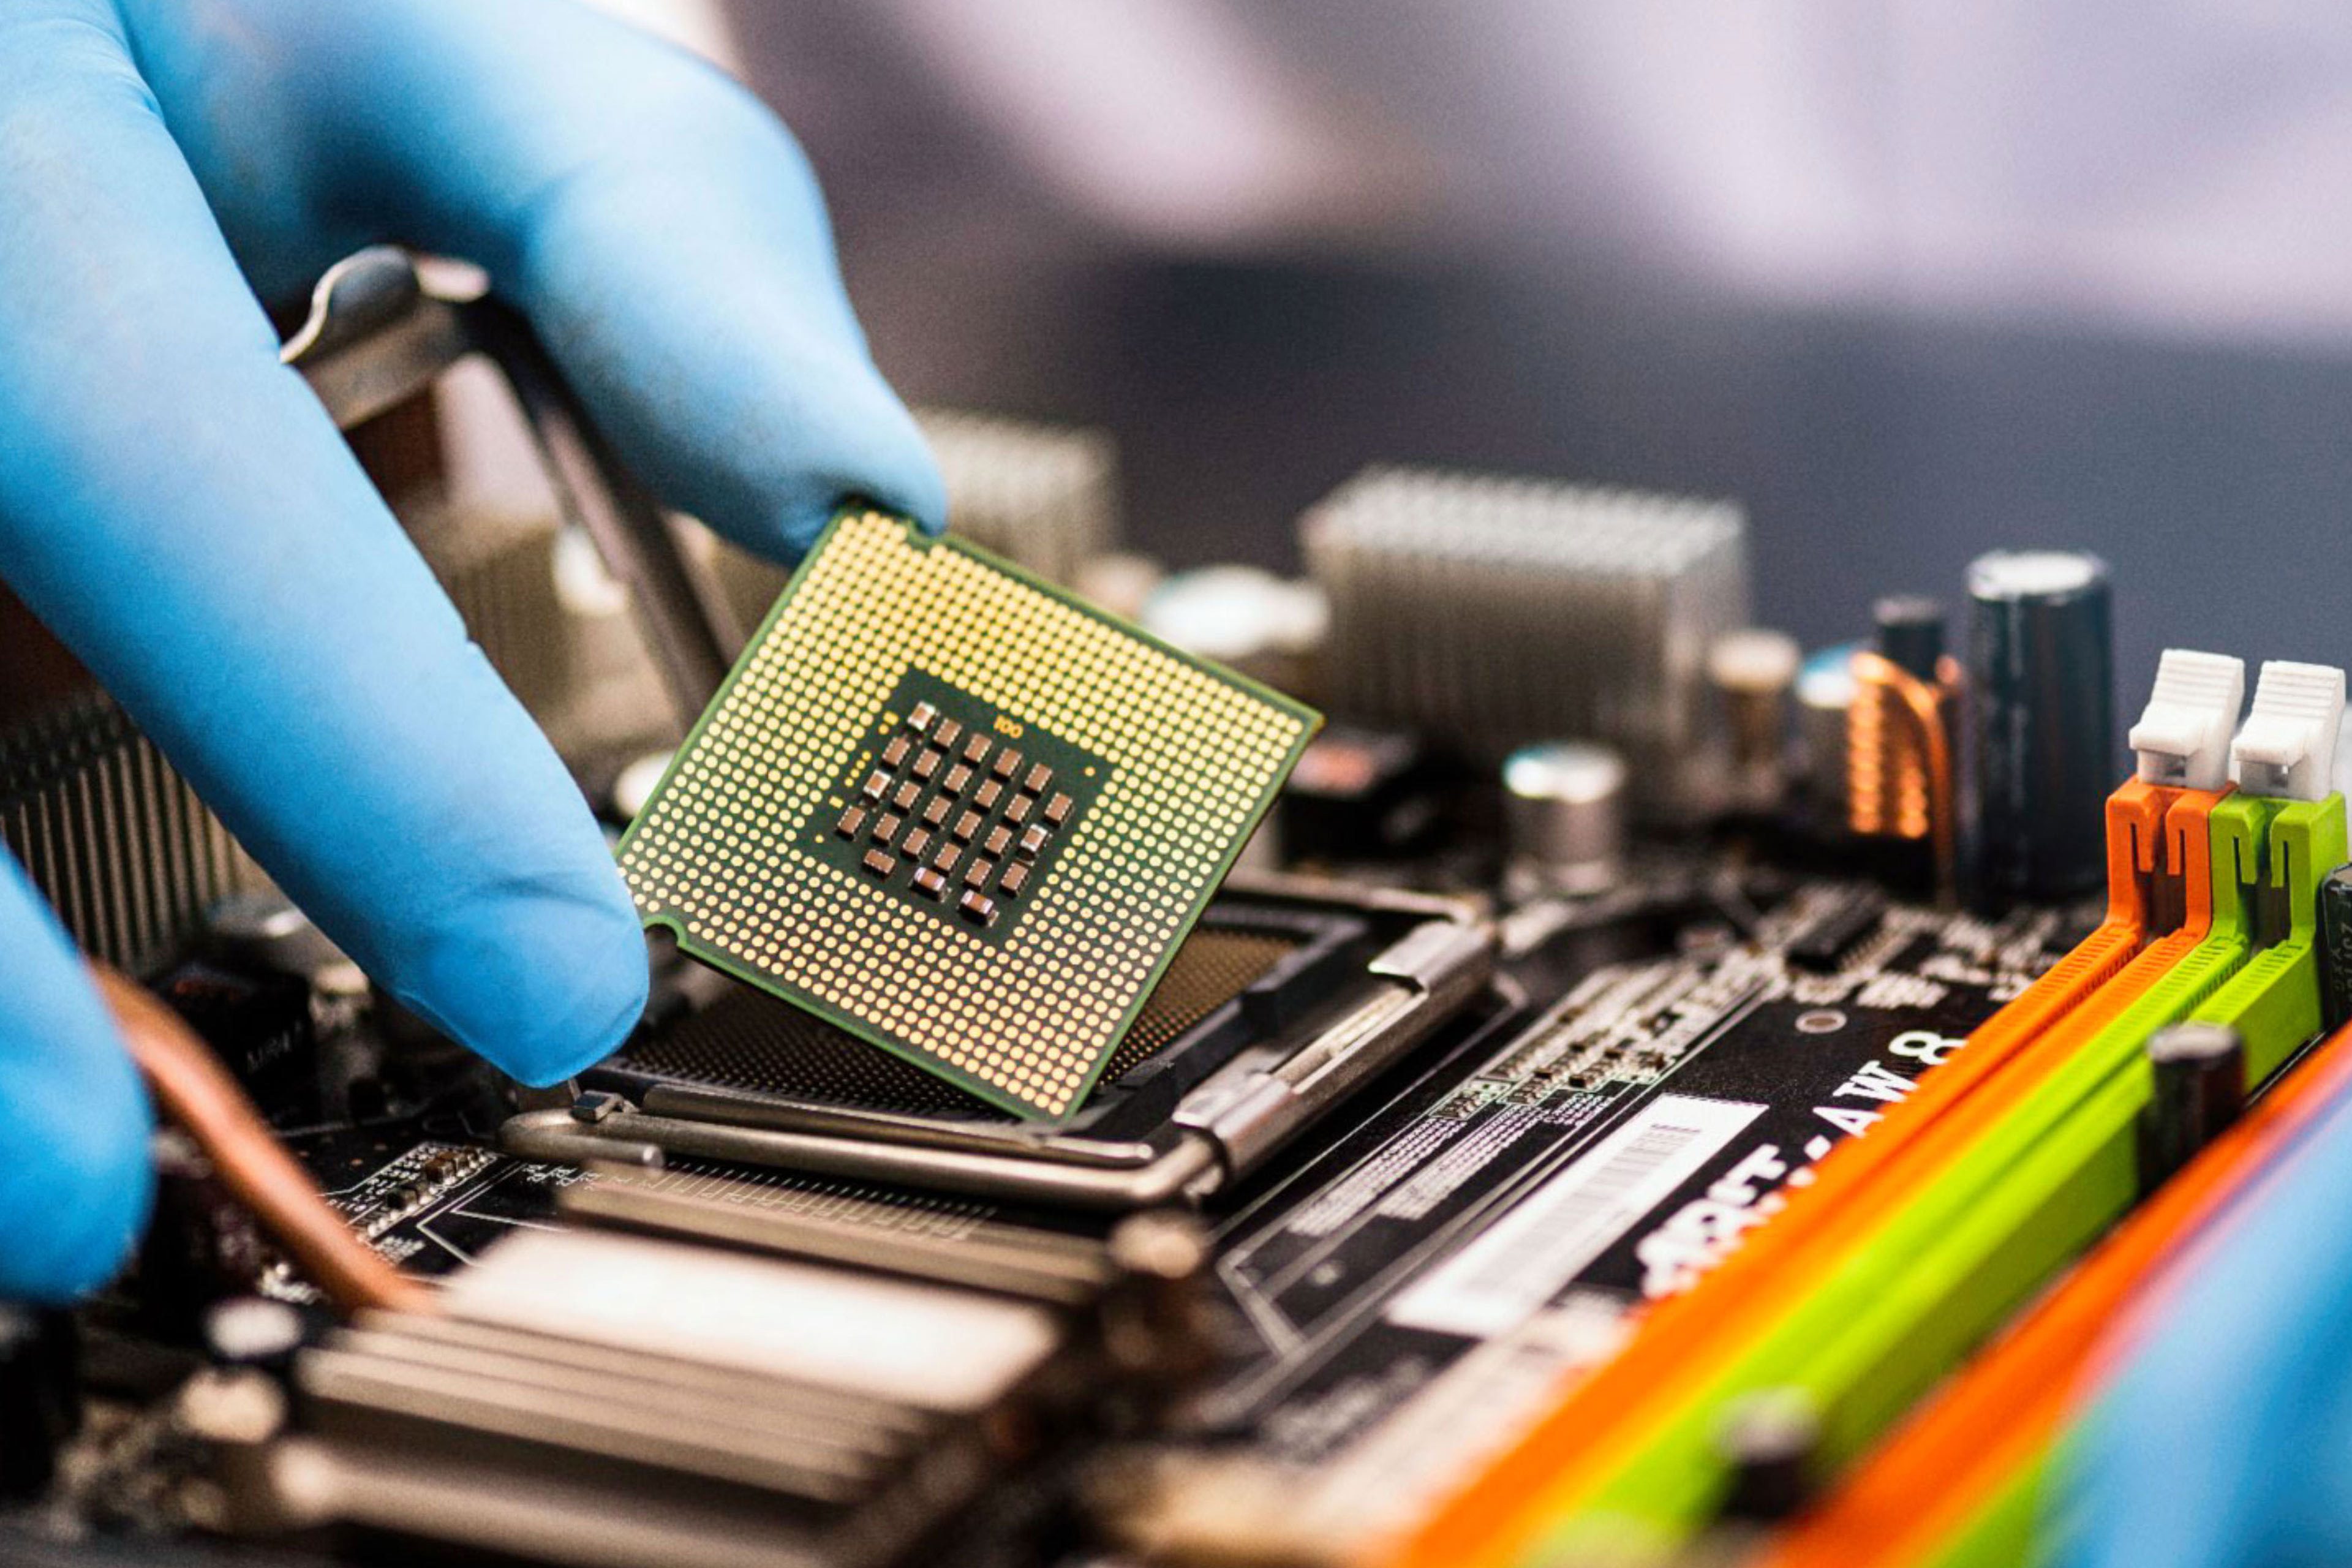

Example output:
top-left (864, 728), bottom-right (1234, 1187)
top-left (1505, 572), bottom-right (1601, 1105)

top-left (1787, 895), bottom-right (1885, 973)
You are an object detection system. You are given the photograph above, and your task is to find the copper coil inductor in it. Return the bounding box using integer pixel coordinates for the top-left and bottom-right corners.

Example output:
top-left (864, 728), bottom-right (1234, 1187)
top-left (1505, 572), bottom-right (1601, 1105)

top-left (1846, 650), bottom-right (1959, 891)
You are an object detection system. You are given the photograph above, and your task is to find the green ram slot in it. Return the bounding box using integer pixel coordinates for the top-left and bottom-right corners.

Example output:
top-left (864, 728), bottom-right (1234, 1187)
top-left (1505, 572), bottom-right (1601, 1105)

top-left (1536, 796), bottom-right (2334, 1558)
top-left (2190, 796), bottom-right (2346, 1084)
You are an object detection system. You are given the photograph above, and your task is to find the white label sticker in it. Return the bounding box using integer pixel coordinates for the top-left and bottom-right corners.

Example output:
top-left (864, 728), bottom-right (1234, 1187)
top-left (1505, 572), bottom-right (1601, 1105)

top-left (1385, 1094), bottom-right (1767, 1340)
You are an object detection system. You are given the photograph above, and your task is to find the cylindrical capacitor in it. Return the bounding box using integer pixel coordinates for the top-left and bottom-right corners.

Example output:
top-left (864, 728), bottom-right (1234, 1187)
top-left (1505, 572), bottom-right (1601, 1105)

top-left (1796, 643), bottom-right (1860, 833)
top-left (1716, 1386), bottom-right (1822, 1523)
top-left (203, 1297), bottom-right (310, 1377)
top-left (1503, 741), bottom-right (1627, 895)
top-left (1872, 594), bottom-right (1946, 682)
top-left (1968, 550), bottom-right (2114, 901)
top-left (1142, 566), bottom-right (1327, 698)
top-left (1707, 629), bottom-right (1801, 813)
top-left (2320, 865), bottom-right (2352, 1033)
top-left (2140, 1022), bottom-right (2246, 1191)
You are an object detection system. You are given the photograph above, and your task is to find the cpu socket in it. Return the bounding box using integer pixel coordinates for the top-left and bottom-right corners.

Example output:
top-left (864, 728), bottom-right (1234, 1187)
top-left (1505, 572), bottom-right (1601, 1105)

top-left (505, 877), bottom-right (1496, 1210)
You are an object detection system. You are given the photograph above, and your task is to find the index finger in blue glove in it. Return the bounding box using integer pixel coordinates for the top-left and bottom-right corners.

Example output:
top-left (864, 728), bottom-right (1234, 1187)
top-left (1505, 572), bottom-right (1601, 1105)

top-left (0, 2), bottom-right (646, 1087)
top-left (125, 0), bottom-right (947, 562)
top-left (2065, 1087), bottom-right (2352, 1568)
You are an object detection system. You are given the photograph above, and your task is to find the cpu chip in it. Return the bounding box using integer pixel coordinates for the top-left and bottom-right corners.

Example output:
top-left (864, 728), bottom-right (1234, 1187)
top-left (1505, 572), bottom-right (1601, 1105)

top-left (618, 510), bottom-right (1321, 1120)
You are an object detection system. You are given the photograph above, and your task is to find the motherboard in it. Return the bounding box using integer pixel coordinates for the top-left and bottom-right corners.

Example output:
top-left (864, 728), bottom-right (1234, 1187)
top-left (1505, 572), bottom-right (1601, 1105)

top-left (7, 251), bottom-right (2351, 1568)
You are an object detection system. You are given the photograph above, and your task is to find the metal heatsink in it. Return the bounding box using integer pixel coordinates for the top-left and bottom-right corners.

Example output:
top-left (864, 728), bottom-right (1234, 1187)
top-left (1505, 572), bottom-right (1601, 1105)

top-left (1302, 466), bottom-right (1748, 812)
top-left (0, 692), bottom-right (261, 973)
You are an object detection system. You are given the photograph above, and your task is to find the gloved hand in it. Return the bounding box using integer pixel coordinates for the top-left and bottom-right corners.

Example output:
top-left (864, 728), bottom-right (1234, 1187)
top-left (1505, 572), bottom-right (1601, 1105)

top-left (0, 0), bottom-right (944, 1301)
top-left (2065, 1090), bottom-right (2352, 1567)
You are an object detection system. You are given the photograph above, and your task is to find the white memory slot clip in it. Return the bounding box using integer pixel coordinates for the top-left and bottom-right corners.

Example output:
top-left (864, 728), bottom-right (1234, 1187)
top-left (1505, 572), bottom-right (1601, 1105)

top-left (2128, 649), bottom-right (2245, 791)
top-left (2231, 660), bottom-right (2346, 802)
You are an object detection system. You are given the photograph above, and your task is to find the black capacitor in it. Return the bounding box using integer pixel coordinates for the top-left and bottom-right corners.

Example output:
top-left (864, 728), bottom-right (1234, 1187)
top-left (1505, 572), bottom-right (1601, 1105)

top-left (1277, 725), bottom-right (1438, 862)
top-left (2139, 1022), bottom-right (2246, 1193)
top-left (1872, 594), bottom-right (1946, 681)
top-left (1967, 551), bottom-right (2114, 901)
top-left (157, 959), bottom-right (313, 1105)
top-left (2320, 865), bottom-right (2352, 1033)
top-left (1716, 1387), bottom-right (1821, 1522)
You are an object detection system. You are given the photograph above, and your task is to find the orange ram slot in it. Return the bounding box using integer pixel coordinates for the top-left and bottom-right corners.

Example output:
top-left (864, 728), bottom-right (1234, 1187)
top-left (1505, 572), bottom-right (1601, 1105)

top-left (1391, 781), bottom-right (2209, 1568)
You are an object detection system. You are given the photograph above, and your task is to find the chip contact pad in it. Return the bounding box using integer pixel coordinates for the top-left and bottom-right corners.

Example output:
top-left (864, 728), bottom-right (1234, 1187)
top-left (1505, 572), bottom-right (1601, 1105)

top-left (814, 669), bottom-right (1106, 943)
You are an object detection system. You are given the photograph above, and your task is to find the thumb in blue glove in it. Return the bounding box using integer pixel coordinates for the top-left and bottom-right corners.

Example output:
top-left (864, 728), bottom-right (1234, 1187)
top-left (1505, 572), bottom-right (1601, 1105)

top-left (0, 0), bottom-right (944, 1300)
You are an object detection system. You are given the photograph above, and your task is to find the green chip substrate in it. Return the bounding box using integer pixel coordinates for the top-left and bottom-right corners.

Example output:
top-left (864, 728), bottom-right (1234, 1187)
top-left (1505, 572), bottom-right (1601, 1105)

top-left (618, 510), bottom-right (1322, 1120)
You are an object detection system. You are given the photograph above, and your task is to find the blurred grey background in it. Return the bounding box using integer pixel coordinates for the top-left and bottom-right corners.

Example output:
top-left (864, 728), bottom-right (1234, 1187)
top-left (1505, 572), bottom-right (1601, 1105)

top-left (606, 2), bottom-right (2352, 702)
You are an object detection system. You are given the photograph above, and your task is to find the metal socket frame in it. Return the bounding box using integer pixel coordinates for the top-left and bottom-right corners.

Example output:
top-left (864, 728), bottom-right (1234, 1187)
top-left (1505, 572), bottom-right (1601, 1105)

top-left (502, 876), bottom-right (1496, 1209)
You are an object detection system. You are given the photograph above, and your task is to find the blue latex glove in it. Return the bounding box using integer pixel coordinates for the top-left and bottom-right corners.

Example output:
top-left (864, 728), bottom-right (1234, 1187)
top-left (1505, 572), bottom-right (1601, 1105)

top-left (0, 0), bottom-right (944, 1302)
top-left (2066, 1088), bottom-right (2352, 1567)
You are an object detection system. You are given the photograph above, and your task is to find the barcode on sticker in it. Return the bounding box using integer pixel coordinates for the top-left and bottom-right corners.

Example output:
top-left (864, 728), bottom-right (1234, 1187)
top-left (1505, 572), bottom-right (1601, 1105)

top-left (1386, 1094), bottom-right (1765, 1340)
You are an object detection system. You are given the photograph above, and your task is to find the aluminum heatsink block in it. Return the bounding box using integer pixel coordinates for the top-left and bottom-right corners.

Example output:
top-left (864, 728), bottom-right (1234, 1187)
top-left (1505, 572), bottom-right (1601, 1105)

top-left (1302, 466), bottom-right (1748, 812)
top-left (0, 692), bottom-right (262, 973)
top-left (916, 408), bottom-right (1119, 588)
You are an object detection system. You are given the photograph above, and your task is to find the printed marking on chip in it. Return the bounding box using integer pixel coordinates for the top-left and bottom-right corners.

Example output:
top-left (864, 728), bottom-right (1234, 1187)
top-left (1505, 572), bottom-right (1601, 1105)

top-left (618, 510), bottom-right (1322, 1120)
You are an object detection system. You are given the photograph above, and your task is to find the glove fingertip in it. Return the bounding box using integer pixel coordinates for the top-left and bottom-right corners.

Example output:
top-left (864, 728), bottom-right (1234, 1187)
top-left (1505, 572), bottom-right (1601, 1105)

top-left (396, 869), bottom-right (650, 1089)
top-left (873, 401), bottom-right (950, 538)
top-left (685, 350), bottom-right (946, 560)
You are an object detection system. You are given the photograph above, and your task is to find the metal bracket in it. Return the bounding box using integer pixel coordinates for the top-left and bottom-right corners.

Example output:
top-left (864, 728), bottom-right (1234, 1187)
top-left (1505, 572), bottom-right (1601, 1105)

top-left (504, 908), bottom-right (1499, 1209)
top-left (281, 247), bottom-right (739, 720)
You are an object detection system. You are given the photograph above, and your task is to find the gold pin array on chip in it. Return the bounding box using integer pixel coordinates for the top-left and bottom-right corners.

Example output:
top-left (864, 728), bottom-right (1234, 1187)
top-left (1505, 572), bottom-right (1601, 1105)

top-left (617, 510), bottom-right (1321, 1120)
